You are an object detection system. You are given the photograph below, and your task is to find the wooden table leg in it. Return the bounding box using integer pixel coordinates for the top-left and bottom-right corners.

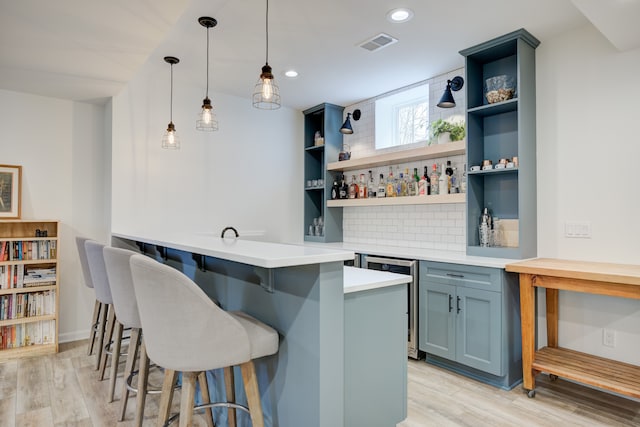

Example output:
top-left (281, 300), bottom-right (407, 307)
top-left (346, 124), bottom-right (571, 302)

top-left (546, 288), bottom-right (559, 348)
top-left (519, 273), bottom-right (536, 393)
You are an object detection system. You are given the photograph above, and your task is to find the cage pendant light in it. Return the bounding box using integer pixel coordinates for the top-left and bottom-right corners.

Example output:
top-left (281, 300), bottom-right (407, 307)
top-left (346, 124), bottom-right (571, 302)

top-left (162, 56), bottom-right (181, 149)
top-left (196, 17), bottom-right (219, 131)
top-left (252, 0), bottom-right (281, 109)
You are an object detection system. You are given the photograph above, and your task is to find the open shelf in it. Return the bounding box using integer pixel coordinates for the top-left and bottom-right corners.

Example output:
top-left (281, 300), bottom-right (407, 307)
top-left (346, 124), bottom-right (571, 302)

top-left (327, 140), bottom-right (466, 172)
top-left (0, 343), bottom-right (57, 361)
top-left (327, 193), bottom-right (465, 207)
top-left (533, 346), bottom-right (640, 399)
top-left (0, 285), bottom-right (57, 296)
top-left (467, 167), bottom-right (518, 176)
top-left (468, 99), bottom-right (518, 117)
top-left (0, 314), bottom-right (56, 327)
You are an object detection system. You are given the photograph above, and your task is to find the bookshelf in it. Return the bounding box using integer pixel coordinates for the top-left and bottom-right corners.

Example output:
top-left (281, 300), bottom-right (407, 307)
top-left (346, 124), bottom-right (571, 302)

top-left (0, 220), bottom-right (59, 361)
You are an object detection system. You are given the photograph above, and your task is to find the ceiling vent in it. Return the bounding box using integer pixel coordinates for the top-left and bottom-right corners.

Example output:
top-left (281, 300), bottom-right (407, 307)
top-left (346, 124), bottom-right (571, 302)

top-left (358, 33), bottom-right (398, 52)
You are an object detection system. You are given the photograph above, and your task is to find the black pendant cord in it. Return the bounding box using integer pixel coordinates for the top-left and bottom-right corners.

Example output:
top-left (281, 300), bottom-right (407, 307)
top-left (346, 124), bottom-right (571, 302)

top-left (170, 64), bottom-right (174, 123)
top-left (205, 26), bottom-right (210, 98)
top-left (265, 0), bottom-right (269, 64)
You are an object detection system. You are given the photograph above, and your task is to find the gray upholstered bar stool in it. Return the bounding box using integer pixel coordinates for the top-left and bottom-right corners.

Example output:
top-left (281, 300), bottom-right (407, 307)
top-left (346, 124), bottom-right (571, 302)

top-left (103, 246), bottom-right (152, 426)
top-left (84, 240), bottom-right (121, 383)
top-left (75, 236), bottom-right (105, 358)
top-left (129, 254), bottom-right (279, 427)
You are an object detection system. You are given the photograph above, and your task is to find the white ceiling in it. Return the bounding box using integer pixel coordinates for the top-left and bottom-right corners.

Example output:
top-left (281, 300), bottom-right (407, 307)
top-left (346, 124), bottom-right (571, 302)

top-left (0, 0), bottom-right (636, 110)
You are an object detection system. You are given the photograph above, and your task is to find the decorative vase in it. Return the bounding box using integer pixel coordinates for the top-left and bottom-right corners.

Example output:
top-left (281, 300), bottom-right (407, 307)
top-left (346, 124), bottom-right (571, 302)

top-left (437, 132), bottom-right (451, 145)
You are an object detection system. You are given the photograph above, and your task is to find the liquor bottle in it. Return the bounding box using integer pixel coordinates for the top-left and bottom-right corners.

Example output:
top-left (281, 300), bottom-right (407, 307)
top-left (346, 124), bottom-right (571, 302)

top-left (377, 174), bottom-right (386, 198)
top-left (446, 161), bottom-right (454, 194)
top-left (439, 163), bottom-right (448, 195)
top-left (418, 168), bottom-right (426, 196)
top-left (368, 170), bottom-right (376, 198)
top-left (424, 166), bottom-right (431, 195)
top-left (430, 164), bottom-right (439, 196)
top-left (358, 174), bottom-right (367, 198)
top-left (479, 207), bottom-right (492, 247)
top-left (451, 166), bottom-right (459, 193)
top-left (401, 168), bottom-right (409, 196)
top-left (339, 175), bottom-right (348, 199)
top-left (348, 175), bottom-right (359, 199)
top-left (409, 168), bottom-right (419, 196)
top-left (386, 167), bottom-right (395, 197)
top-left (331, 179), bottom-right (339, 200)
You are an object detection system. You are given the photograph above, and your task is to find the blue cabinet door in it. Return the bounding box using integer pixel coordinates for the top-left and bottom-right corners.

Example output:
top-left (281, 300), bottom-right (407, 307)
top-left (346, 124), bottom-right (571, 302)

top-left (420, 281), bottom-right (455, 360)
top-left (455, 286), bottom-right (502, 376)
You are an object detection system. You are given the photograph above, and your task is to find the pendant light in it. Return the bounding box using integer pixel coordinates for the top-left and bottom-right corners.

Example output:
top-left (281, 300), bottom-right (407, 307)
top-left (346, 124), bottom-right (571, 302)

top-left (196, 17), bottom-right (219, 131)
top-left (252, 0), bottom-right (281, 109)
top-left (162, 56), bottom-right (181, 149)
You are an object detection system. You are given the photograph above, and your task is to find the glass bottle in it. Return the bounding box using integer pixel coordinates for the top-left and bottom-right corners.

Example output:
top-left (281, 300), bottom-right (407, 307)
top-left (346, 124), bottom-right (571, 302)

top-left (430, 164), bottom-right (439, 196)
top-left (409, 168), bottom-right (419, 196)
top-left (446, 161), bottom-right (454, 194)
top-left (386, 167), bottom-right (396, 197)
top-left (368, 170), bottom-right (376, 198)
top-left (348, 175), bottom-right (359, 199)
top-left (479, 207), bottom-right (492, 247)
top-left (439, 163), bottom-right (448, 195)
top-left (331, 179), bottom-right (339, 200)
top-left (359, 174), bottom-right (367, 198)
top-left (339, 175), bottom-right (348, 199)
top-left (377, 174), bottom-right (386, 198)
top-left (460, 164), bottom-right (467, 194)
top-left (418, 168), bottom-right (426, 196)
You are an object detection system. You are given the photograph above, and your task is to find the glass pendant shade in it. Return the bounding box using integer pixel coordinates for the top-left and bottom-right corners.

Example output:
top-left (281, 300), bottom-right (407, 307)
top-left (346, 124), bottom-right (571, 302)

top-left (162, 122), bottom-right (180, 149)
top-left (253, 63), bottom-right (281, 109)
top-left (196, 97), bottom-right (219, 131)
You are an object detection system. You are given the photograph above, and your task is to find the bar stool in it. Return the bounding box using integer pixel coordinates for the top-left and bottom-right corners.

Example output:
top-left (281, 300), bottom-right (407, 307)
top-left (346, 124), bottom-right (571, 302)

top-left (103, 246), bottom-right (154, 426)
top-left (84, 240), bottom-right (121, 381)
top-left (129, 254), bottom-right (279, 427)
top-left (75, 236), bottom-right (105, 357)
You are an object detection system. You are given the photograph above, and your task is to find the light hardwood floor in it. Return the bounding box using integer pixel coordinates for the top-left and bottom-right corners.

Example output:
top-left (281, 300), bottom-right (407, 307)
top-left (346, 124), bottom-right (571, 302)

top-left (0, 341), bottom-right (638, 426)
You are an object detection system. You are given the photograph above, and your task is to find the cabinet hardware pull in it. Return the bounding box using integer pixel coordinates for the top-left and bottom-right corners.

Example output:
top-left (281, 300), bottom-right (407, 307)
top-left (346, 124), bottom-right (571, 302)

top-left (446, 273), bottom-right (464, 278)
top-left (448, 295), bottom-right (453, 312)
top-left (457, 296), bottom-right (461, 314)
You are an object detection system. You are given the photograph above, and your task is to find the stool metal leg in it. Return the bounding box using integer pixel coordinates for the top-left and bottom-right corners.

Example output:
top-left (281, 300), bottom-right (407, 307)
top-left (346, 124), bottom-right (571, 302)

top-left (119, 328), bottom-right (141, 421)
top-left (134, 337), bottom-right (150, 427)
top-left (241, 361), bottom-right (265, 427)
top-left (179, 372), bottom-right (198, 427)
top-left (157, 369), bottom-right (178, 427)
top-left (94, 303), bottom-right (109, 370)
top-left (197, 372), bottom-right (214, 427)
top-left (108, 320), bottom-right (124, 402)
top-left (87, 300), bottom-right (102, 356)
top-left (224, 366), bottom-right (237, 427)
top-left (99, 306), bottom-right (117, 380)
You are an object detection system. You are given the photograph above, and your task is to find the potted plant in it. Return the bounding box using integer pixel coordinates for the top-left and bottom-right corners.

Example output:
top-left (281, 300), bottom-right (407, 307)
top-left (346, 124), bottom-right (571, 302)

top-left (430, 119), bottom-right (465, 144)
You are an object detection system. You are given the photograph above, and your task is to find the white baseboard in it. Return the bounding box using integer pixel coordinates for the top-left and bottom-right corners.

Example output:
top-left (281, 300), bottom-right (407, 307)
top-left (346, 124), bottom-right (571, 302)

top-left (59, 330), bottom-right (89, 344)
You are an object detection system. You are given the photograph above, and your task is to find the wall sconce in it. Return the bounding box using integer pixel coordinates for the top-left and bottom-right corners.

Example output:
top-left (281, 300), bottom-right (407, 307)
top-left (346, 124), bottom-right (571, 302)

top-left (252, 0), bottom-right (281, 109)
top-left (340, 109), bottom-right (361, 134)
top-left (161, 56), bottom-right (180, 149)
top-left (196, 16), bottom-right (219, 131)
top-left (437, 76), bottom-right (464, 108)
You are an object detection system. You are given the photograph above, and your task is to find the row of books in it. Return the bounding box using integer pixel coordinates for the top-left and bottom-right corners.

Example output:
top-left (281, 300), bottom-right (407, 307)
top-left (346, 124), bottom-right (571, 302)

top-left (0, 265), bottom-right (56, 289)
top-left (0, 320), bottom-right (56, 349)
top-left (0, 290), bottom-right (56, 321)
top-left (0, 240), bottom-right (57, 261)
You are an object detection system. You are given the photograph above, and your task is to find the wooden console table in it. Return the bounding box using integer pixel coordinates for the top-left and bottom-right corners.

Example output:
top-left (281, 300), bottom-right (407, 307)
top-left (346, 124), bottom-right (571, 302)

top-left (505, 258), bottom-right (640, 398)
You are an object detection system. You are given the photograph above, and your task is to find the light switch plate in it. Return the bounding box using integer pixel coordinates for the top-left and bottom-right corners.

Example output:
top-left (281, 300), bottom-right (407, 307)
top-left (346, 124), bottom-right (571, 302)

top-left (564, 221), bottom-right (592, 238)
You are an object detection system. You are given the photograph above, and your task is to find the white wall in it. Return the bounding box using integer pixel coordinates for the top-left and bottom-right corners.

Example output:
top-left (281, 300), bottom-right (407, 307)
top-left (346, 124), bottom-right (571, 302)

top-left (111, 55), bottom-right (302, 244)
top-left (0, 89), bottom-right (110, 342)
top-left (536, 24), bottom-right (640, 364)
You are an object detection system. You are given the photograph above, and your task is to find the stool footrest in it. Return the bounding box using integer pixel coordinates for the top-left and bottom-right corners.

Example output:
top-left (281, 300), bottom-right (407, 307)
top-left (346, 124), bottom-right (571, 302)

top-left (164, 402), bottom-right (250, 426)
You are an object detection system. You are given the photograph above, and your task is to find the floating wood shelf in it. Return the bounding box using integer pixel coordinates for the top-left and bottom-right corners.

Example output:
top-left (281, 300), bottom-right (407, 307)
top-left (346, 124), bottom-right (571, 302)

top-left (327, 193), bottom-right (465, 207)
top-left (327, 140), bottom-right (466, 172)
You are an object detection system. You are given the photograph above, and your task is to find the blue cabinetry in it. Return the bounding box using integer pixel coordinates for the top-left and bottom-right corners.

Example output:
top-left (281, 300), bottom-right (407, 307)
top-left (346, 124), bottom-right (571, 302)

top-left (461, 29), bottom-right (539, 259)
top-left (419, 261), bottom-right (522, 389)
top-left (303, 103), bottom-right (344, 242)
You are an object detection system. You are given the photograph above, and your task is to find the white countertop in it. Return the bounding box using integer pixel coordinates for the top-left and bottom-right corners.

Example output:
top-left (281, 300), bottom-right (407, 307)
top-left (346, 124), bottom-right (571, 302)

top-left (112, 231), bottom-right (354, 269)
top-left (307, 241), bottom-right (520, 269)
top-left (343, 266), bottom-right (411, 294)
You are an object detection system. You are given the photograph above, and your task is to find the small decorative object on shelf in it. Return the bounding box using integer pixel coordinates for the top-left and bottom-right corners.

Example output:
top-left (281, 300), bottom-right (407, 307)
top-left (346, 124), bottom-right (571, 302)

top-left (430, 119), bottom-right (466, 145)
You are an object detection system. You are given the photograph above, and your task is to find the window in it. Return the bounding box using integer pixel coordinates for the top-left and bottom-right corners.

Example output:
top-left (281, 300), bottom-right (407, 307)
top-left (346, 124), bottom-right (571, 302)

top-left (375, 83), bottom-right (429, 150)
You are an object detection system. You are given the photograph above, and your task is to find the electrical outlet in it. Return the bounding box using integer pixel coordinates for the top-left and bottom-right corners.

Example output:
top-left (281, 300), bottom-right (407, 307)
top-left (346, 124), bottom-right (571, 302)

top-left (565, 221), bottom-right (592, 238)
top-left (603, 329), bottom-right (616, 347)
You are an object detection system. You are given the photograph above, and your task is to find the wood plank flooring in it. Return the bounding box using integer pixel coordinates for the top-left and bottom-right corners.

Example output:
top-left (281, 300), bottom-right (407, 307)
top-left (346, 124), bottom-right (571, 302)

top-left (0, 340), bottom-right (638, 426)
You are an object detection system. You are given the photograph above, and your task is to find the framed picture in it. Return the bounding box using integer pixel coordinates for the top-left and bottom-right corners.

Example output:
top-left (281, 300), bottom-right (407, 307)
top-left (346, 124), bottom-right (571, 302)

top-left (0, 164), bottom-right (22, 219)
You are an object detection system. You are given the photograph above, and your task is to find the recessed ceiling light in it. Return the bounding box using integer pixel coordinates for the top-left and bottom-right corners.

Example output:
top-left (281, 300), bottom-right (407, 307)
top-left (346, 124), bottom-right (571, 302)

top-left (284, 70), bottom-right (298, 78)
top-left (387, 8), bottom-right (414, 23)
